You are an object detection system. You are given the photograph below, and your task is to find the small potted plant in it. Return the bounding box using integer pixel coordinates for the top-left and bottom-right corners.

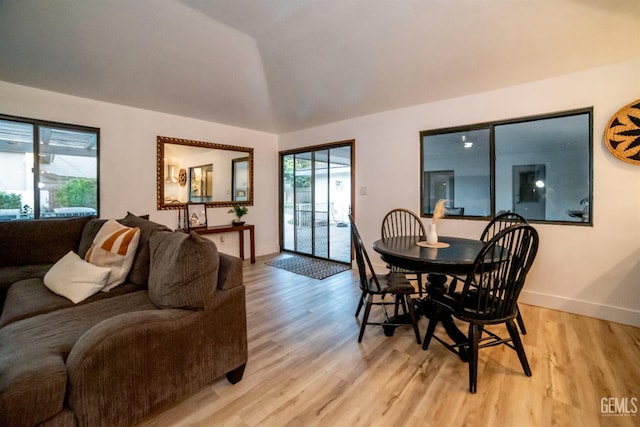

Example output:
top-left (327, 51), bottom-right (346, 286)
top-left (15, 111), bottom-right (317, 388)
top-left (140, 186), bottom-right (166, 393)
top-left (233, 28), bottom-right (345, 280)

top-left (228, 204), bottom-right (248, 225)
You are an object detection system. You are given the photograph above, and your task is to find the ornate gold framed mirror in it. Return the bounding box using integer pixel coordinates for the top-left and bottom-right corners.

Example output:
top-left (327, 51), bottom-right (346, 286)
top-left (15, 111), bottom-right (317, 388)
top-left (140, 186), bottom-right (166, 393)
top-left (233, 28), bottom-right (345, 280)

top-left (157, 136), bottom-right (254, 210)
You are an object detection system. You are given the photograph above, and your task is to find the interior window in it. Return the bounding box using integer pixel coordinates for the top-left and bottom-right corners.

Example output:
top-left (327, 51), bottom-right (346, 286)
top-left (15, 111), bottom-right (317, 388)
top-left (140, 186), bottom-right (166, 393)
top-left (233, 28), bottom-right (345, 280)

top-left (421, 108), bottom-right (592, 225)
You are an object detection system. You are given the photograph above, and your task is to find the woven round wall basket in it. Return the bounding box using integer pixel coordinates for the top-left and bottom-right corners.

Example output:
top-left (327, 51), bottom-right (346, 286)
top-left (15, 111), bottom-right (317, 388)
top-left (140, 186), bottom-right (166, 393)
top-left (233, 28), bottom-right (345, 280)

top-left (178, 168), bottom-right (187, 186)
top-left (603, 99), bottom-right (640, 165)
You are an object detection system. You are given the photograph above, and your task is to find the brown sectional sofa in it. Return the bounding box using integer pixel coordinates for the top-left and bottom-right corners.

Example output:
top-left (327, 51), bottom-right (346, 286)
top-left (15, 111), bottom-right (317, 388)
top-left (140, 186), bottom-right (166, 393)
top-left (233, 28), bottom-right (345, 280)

top-left (0, 214), bottom-right (248, 427)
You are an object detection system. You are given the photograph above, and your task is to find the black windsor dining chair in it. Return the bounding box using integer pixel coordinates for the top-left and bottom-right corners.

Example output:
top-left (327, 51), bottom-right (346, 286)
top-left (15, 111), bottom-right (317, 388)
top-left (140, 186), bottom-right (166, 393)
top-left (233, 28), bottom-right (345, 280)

top-left (481, 212), bottom-right (529, 334)
top-left (349, 215), bottom-right (421, 344)
top-left (380, 208), bottom-right (427, 297)
top-left (421, 224), bottom-right (539, 393)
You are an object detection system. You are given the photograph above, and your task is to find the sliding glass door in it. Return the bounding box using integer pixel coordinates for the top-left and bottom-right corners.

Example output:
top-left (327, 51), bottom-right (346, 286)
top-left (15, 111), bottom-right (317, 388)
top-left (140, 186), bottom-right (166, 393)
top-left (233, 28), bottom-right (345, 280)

top-left (281, 142), bottom-right (353, 263)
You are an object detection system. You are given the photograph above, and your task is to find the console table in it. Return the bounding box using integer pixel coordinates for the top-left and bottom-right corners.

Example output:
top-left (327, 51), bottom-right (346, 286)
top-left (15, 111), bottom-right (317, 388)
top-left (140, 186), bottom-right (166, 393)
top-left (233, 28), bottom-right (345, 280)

top-left (195, 224), bottom-right (255, 263)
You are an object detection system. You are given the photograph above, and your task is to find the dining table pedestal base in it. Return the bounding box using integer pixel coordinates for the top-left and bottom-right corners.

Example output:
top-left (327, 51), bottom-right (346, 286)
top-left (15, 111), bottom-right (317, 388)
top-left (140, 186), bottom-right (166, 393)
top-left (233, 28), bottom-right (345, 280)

top-left (415, 285), bottom-right (470, 362)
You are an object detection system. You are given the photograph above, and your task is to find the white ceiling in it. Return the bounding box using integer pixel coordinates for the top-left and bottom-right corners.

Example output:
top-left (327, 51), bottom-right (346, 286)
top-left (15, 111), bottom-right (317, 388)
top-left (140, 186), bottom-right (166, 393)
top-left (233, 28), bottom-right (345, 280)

top-left (0, 0), bottom-right (638, 134)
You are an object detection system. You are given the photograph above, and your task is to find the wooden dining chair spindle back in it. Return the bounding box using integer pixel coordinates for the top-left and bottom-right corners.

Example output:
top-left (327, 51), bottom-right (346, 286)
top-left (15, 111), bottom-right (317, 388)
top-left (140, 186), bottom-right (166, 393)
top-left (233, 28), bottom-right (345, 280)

top-left (381, 208), bottom-right (427, 296)
top-left (381, 208), bottom-right (427, 240)
top-left (480, 211), bottom-right (529, 334)
top-left (480, 211), bottom-right (527, 241)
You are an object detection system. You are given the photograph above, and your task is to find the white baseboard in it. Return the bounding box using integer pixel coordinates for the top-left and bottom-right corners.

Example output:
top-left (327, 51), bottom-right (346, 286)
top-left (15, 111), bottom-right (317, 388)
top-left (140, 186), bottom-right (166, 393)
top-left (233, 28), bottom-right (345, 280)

top-left (340, 260), bottom-right (640, 328)
top-left (257, 245), bottom-right (282, 259)
top-left (519, 290), bottom-right (640, 328)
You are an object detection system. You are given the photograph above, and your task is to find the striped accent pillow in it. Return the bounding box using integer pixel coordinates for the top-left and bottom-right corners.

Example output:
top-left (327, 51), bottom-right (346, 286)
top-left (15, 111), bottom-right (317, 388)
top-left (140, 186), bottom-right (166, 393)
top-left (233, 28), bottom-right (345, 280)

top-left (85, 219), bottom-right (141, 291)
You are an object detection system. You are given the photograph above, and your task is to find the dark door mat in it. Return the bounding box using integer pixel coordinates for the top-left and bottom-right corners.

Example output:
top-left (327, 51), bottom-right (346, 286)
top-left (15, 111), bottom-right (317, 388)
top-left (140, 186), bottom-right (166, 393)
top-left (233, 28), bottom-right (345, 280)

top-left (266, 255), bottom-right (351, 280)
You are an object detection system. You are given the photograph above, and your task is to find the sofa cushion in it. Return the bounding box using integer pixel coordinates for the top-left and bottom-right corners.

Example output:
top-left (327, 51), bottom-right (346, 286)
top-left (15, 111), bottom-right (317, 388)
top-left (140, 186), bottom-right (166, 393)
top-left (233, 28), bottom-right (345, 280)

top-left (119, 213), bottom-right (171, 286)
top-left (148, 231), bottom-right (219, 309)
top-left (78, 215), bottom-right (171, 286)
top-left (44, 251), bottom-right (111, 304)
top-left (85, 219), bottom-right (141, 291)
top-left (0, 216), bottom-right (93, 267)
top-left (0, 279), bottom-right (143, 328)
top-left (0, 291), bottom-right (155, 427)
top-left (126, 211), bottom-right (150, 220)
top-left (78, 218), bottom-right (107, 258)
top-left (0, 264), bottom-right (52, 308)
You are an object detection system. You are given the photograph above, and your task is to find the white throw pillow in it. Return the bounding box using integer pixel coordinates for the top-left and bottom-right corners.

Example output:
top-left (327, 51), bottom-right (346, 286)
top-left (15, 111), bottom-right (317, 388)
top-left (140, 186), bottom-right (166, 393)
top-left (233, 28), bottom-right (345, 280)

top-left (85, 219), bottom-right (141, 291)
top-left (44, 251), bottom-right (111, 303)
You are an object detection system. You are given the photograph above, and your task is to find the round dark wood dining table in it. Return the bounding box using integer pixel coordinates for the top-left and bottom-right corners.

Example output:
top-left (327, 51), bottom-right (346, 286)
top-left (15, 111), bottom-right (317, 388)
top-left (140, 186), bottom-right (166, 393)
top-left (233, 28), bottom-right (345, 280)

top-left (372, 235), bottom-right (487, 357)
top-left (372, 235), bottom-right (486, 276)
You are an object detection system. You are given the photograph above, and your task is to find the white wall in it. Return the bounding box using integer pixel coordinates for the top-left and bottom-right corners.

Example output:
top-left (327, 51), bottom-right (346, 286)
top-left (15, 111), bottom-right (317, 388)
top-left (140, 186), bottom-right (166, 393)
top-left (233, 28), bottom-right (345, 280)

top-left (279, 58), bottom-right (640, 327)
top-left (2, 58), bottom-right (638, 326)
top-left (0, 81), bottom-right (280, 258)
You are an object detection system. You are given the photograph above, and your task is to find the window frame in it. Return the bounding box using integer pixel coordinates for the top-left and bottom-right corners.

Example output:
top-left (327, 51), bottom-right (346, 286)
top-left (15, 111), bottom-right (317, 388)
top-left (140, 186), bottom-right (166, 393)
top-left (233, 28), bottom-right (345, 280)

top-left (420, 107), bottom-right (593, 226)
top-left (0, 113), bottom-right (100, 220)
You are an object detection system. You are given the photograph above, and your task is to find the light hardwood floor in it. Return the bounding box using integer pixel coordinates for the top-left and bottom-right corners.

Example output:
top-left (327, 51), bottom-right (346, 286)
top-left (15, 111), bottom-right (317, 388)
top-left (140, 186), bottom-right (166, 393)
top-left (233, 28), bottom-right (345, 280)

top-left (140, 254), bottom-right (640, 427)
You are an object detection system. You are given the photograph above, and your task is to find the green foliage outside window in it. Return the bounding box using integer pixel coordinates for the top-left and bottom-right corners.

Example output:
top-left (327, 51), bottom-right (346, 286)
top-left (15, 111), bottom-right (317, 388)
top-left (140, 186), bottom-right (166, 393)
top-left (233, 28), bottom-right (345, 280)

top-left (0, 192), bottom-right (22, 209)
top-left (54, 178), bottom-right (97, 208)
top-left (282, 156), bottom-right (311, 189)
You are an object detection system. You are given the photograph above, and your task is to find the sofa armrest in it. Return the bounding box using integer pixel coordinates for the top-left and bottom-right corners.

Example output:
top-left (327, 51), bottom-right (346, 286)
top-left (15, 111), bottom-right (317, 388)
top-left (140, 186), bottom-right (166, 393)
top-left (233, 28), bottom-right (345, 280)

top-left (217, 252), bottom-right (243, 290)
top-left (66, 284), bottom-right (247, 427)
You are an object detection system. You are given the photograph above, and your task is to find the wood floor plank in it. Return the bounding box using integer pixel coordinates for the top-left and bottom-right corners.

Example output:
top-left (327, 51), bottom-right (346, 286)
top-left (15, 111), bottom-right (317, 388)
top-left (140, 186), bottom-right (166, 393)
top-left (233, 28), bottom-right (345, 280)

top-left (138, 254), bottom-right (640, 427)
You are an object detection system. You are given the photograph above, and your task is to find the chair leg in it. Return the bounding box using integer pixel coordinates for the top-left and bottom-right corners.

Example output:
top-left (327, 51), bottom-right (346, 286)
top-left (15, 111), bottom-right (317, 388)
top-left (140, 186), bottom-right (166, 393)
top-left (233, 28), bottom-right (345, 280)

top-left (506, 319), bottom-right (532, 376)
top-left (468, 324), bottom-right (481, 394)
top-left (394, 294), bottom-right (404, 318)
top-left (516, 304), bottom-right (527, 335)
top-left (404, 295), bottom-right (421, 345)
top-left (399, 295), bottom-right (408, 314)
top-left (358, 294), bottom-right (374, 342)
top-left (417, 273), bottom-right (423, 297)
top-left (355, 290), bottom-right (366, 317)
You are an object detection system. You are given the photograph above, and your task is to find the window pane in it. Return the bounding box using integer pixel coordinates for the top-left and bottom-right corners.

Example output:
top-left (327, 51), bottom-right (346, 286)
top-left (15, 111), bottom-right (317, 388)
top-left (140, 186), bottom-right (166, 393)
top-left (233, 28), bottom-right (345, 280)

top-left (0, 119), bottom-right (35, 220)
top-left (314, 150), bottom-right (329, 258)
top-left (282, 154), bottom-right (295, 251)
top-left (293, 154), bottom-right (313, 254)
top-left (328, 145), bottom-right (351, 263)
top-left (422, 128), bottom-right (491, 216)
top-left (495, 113), bottom-right (590, 222)
top-left (38, 126), bottom-right (98, 218)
